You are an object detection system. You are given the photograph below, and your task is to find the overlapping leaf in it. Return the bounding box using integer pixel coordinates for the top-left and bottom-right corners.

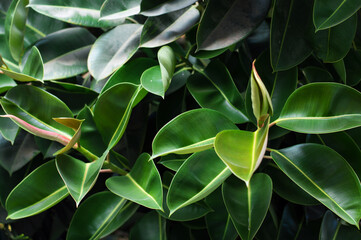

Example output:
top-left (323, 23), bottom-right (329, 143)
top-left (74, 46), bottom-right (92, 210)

top-left (100, 0), bottom-right (141, 22)
top-left (140, 0), bottom-right (197, 16)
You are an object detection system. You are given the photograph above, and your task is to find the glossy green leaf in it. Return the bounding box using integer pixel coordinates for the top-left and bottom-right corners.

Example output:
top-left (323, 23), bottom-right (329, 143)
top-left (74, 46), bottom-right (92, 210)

top-left (20, 46), bottom-right (44, 80)
top-left (56, 153), bottom-right (107, 206)
top-left (308, 132), bottom-right (361, 179)
top-left (0, 74), bottom-right (16, 94)
top-left (159, 155), bottom-right (185, 171)
top-left (93, 83), bottom-right (142, 149)
top-left (313, 14), bottom-right (357, 62)
top-left (271, 0), bottom-right (314, 71)
top-left (196, 0), bottom-right (270, 51)
top-left (5, 160), bottom-right (69, 219)
top-left (302, 66), bottom-right (334, 83)
top-left (77, 106), bottom-right (106, 158)
top-left (140, 6), bottom-right (200, 48)
top-left (187, 60), bottom-right (248, 124)
top-left (0, 131), bottom-right (39, 175)
top-left (100, 0), bottom-right (141, 22)
top-left (313, 0), bottom-right (361, 30)
top-left (205, 188), bottom-right (238, 240)
top-left (167, 149), bottom-right (232, 215)
top-left (264, 164), bottom-right (319, 205)
top-left (222, 174), bottom-right (273, 240)
top-left (152, 109), bottom-right (238, 159)
top-left (67, 191), bottom-right (138, 240)
top-left (32, 27), bottom-right (96, 80)
top-left (215, 118), bottom-right (269, 184)
top-left (5, 0), bottom-right (28, 62)
top-left (52, 118), bottom-right (83, 155)
top-left (1, 85), bottom-right (74, 143)
top-left (129, 211), bottom-right (166, 240)
top-left (106, 153), bottom-right (163, 210)
top-left (28, 0), bottom-right (115, 28)
top-left (88, 24), bottom-right (143, 80)
top-left (140, 0), bottom-right (197, 17)
top-left (333, 59), bottom-right (346, 83)
top-left (101, 58), bottom-right (157, 93)
top-left (275, 83), bottom-right (361, 133)
top-left (271, 143), bottom-right (361, 226)
top-left (251, 61), bottom-right (273, 125)
top-left (254, 51), bottom-right (297, 121)
top-left (0, 67), bottom-right (42, 82)
top-left (0, 108), bottom-right (19, 144)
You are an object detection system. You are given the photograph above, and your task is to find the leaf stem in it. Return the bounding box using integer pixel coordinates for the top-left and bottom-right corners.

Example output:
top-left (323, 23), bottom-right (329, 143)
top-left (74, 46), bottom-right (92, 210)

top-left (263, 155), bottom-right (273, 159)
top-left (102, 161), bottom-right (128, 176)
top-left (266, 148), bottom-right (275, 152)
top-left (75, 145), bottom-right (98, 161)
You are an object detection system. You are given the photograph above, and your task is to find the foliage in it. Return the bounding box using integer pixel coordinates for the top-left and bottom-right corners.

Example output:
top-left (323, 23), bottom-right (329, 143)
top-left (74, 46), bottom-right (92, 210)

top-left (0, 0), bottom-right (361, 239)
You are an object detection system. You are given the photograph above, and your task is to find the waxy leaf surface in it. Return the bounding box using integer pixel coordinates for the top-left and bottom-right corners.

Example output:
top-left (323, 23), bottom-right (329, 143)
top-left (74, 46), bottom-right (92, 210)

top-left (100, 0), bottom-right (141, 22)
top-left (140, 0), bottom-right (197, 16)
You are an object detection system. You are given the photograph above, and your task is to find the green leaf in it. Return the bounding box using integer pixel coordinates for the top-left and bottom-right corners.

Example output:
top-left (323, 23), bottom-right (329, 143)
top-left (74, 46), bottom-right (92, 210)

top-left (129, 211), bottom-right (166, 240)
top-left (151, 109), bottom-right (238, 158)
top-left (1, 85), bottom-right (74, 142)
top-left (313, 0), bottom-right (361, 30)
top-left (277, 204), bottom-right (304, 240)
top-left (106, 153), bottom-right (163, 210)
top-left (214, 118), bottom-right (269, 184)
top-left (0, 67), bottom-right (42, 82)
top-left (275, 82), bottom-right (361, 133)
top-left (251, 61), bottom-right (273, 125)
top-left (93, 83), bottom-right (142, 149)
top-left (270, 0), bottom-right (314, 71)
top-left (32, 27), bottom-right (96, 80)
top-left (67, 191), bottom-right (138, 240)
top-left (187, 60), bottom-right (249, 124)
top-left (313, 13), bottom-right (357, 62)
top-left (319, 211), bottom-right (340, 240)
top-left (271, 143), bottom-right (361, 226)
top-left (0, 131), bottom-right (39, 175)
top-left (205, 188), bottom-right (238, 240)
top-left (264, 164), bottom-right (319, 205)
top-left (101, 58), bottom-right (157, 93)
top-left (196, 0), bottom-right (270, 51)
top-left (88, 24), bottom-right (143, 80)
top-left (222, 174), bottom-right (273, 240)
top-left (0, 74), bottom-right (16, 95)
top-left (56, 152), bottom-right (107, 206)
top-left (344, 48), bottom-right (361, 86)
top-left (140, 6), bottom-right (200, 48)
top-left (28, 0), bottom-right (116, 28)
top-left (167, 149), bottom-right (232, 215)
top-left (52, 118), bottom-right (83, 155)
top-left (5, 0), bottom-right (28, 62)
top-left (159, 155), bottom-right (186, 171)
top-left (140, 0), bottom-right (197, 17)
top-left (100, 0), bottom-right (141, 22)
top-left (5, 160), bottom-right (69, 219)
top-left (0, 108), bottom-right (19, 144)
top-left (20, 46), bottom-right (44, 80)
top-left (302, 66), bottom-right (334, 83)
top-left (333, 59), bottom-right (346, 83)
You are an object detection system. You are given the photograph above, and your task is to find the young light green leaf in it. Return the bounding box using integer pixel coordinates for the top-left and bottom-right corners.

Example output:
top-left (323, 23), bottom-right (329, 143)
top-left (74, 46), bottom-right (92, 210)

top-left (100, 0), bottom-right (141, 22)
top-left (222, 174), bottom-right (273, 240)
top-left (313, 0), bottom-right (361, 31)
top-left (93, 83), bottom-right (143, 150)
top-left (5, 160), bottom-right (69, 219)
top-left (88, 24), bottom-right (143, 80)
top-left (151, 109), bottom-right (238, 159)
top-left (106, 153), bottom-right (163, 210)
top-left (140, 0), bottom-right (197, 16)
top-left (251, 61), bottom-right (273, 126)
top-left (215, 118), bottom-right (270, 185)
top-left (140, 6), bottom-right (200, 48)
top-left (271, 143), bottom-right (361, 226)
top-left (67, 191), bottom-right (138, 240)
top-left (158, 46), bottom-right (176, 96)
top-left (196, 0), bottom-right (270, 51)
top-left (167, 149), bottom-right (232, 215)
top-left (5, 0), bottom-right (28, 62)
top-left (56, 152), bottom-right (107, 206)
top-left (28, 0), bottom-right (116, 28)
top-left (141, 66), bottom-right (164, 97)
top-left (275, 83), bottom-right (361, 133)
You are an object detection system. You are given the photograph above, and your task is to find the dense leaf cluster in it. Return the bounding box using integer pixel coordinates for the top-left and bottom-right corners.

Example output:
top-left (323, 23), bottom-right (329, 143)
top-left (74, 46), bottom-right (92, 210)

top-left (0, 0), bottom-right (361, 239)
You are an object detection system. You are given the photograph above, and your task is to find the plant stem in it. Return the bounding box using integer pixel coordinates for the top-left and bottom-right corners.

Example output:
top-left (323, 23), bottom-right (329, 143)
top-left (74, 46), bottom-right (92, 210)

top-left (263, 155), bottom-right (273, 159)
top-left (103, 161), bottom-right (128, 176)
top-left (76, 145), bottom-right (98, 161)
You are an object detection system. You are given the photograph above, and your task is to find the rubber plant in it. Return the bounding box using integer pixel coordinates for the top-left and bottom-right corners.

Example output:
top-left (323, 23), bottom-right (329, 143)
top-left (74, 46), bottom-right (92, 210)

top-left (0, 0), bottom-right (361, 239)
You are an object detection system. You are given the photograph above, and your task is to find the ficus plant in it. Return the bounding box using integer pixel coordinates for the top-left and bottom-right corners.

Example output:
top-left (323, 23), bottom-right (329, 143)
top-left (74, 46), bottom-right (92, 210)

top-left (0, 0), bottom-right (361, 239)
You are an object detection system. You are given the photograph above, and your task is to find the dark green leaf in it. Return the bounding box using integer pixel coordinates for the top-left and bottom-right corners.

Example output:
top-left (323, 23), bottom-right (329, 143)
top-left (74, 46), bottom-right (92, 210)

top-left (20, 46), bottom-right (44, 80)
top-left (100, 0), bottom-right (141, 22)
top-left (222, 174), bottom-right (272, 240)
top-left (140, 0), bottom-right (197, 17)
top-left (302, 66), bottom-right (334, 83)
top-left (129, 211), bottom-right (166, 240)
top-left (271, 144), bottom-right (361, 226)
top-left (196, 0), bottom-right (270, 51)
top-left (344, 48), bottom-right (361, 86)
top-left (319, 211), bottom-right (340, 240)
top-left (67, 191), bottom-right (138, 240)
